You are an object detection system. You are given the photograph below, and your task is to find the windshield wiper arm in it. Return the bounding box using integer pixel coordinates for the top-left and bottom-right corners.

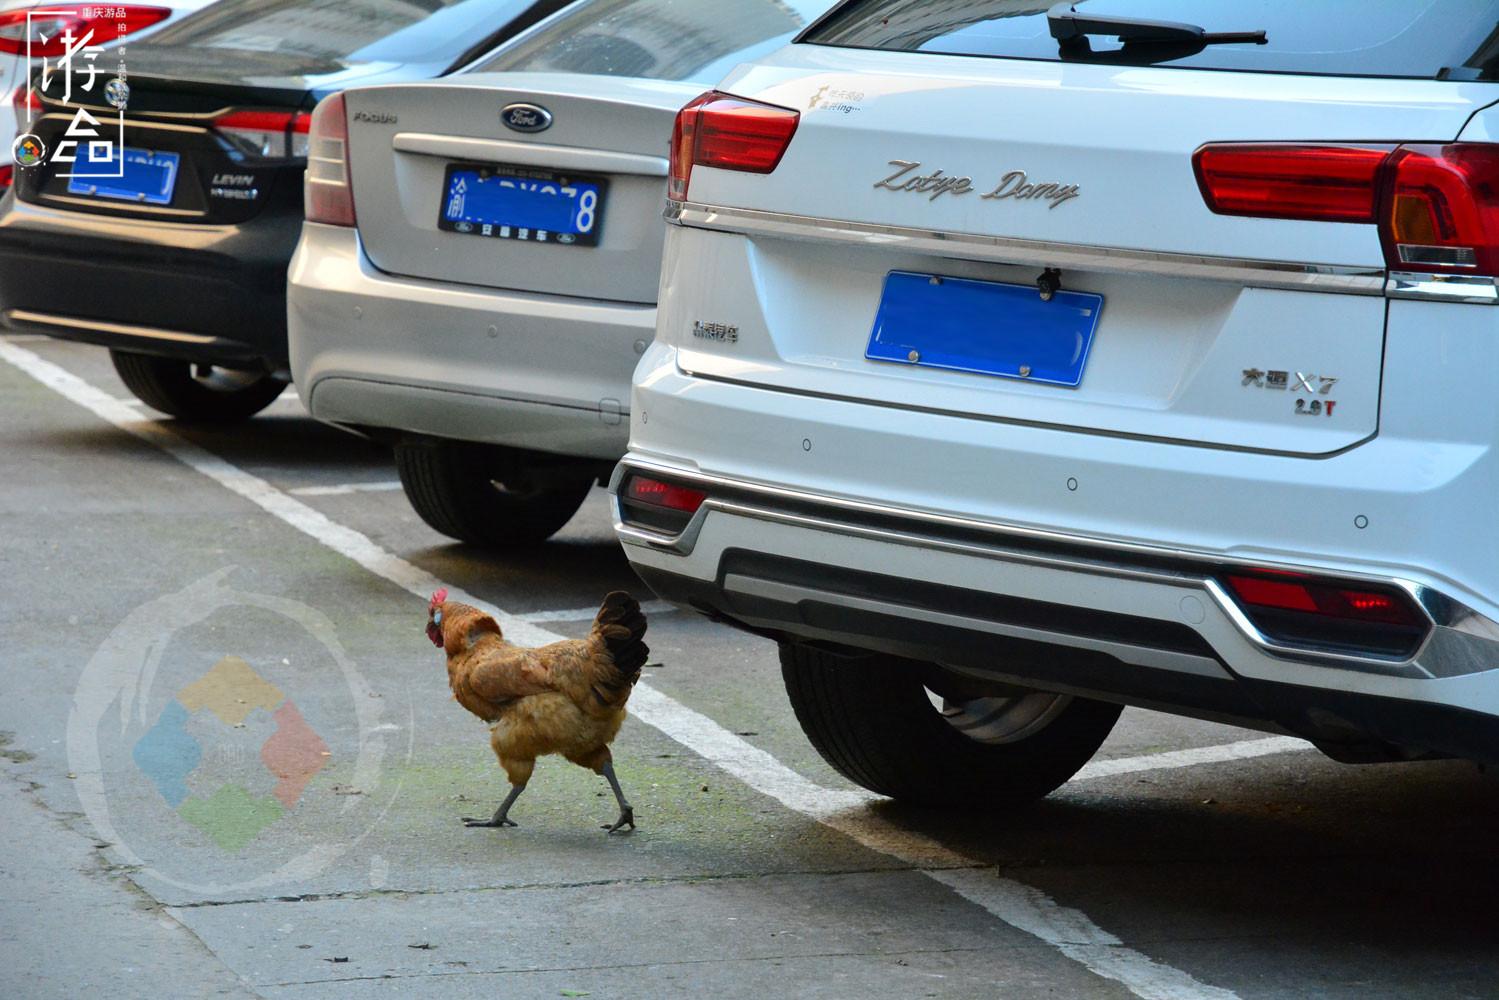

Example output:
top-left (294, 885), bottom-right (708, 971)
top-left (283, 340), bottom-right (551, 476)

top-left (1047, 3), bottom-right (1266, 50)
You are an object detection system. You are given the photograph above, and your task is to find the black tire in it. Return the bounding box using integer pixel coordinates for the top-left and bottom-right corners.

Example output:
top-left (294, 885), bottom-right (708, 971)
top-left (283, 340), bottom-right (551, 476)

top-left (780, 642), bottom-right (1122, 806)
top-left (110, 350), bottom-right (285, 422)
top-left (394, 439), bottom-right (593, 548)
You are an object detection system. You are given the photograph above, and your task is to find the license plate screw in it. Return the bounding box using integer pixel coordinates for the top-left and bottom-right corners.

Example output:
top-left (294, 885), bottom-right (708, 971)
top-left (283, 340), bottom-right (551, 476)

top-left (908, 350), bottom-right (920, 363)
top-left (1019, 365), bottom-right (1033, 377)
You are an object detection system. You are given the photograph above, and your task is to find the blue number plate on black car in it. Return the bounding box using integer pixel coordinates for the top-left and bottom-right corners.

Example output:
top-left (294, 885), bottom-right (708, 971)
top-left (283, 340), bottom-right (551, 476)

top-left (867, 271), bottom-right (1103, 387)
top-left (438, 163), bottom-right (605, 247)
top-left (66, 146), bottom-right (180, 206)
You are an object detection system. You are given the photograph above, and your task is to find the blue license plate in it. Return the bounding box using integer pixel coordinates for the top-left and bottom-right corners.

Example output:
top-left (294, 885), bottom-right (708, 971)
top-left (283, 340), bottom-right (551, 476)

top-left (437, 163), bottom-right (605, 247)
top-left (66, 146), bottom-right (180, 206)
top-left (866, 271), bottom-right (1103, 387)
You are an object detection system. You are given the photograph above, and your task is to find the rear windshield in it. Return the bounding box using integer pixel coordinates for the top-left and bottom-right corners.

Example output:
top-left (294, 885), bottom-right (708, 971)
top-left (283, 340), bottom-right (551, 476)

top-left (145, 0), bottom-right (532, 68)
top-left (476, 0), bottom-right (830, 82)
top-left (804, 0), bottom-right (1499, 80)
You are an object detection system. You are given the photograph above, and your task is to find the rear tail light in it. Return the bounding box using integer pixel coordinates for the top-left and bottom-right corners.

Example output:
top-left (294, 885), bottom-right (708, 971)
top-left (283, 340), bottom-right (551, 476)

top-left (304, 93), bottom-right (354, 227)
top-left (619, 475), bottom-right (708, 534)
top-left (11, 84), bottom-right (40, 122)
top-left (213, 109), bottom-right (313, 161)
top-left (668, 91), bottom-right (800, 202)
top-left (0, 165), bottom-right (13, 190)
top-left (1220, 571), bottom-right (1428, 659)
top-left (1195, 141), bottom-right (1499, 279)
top-left (0, 5), bottom-right (171, 57)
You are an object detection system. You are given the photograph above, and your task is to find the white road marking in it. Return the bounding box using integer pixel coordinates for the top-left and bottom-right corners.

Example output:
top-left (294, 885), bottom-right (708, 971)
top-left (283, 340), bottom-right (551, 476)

top-left (519, 600), bottom-right (678, 624)
top-left (288, 481), bottom-right (404, 497)
top-left (1, 337), bottom-right (1241, 1000)
top-left (1073, 736), bottom-right (1310, 783)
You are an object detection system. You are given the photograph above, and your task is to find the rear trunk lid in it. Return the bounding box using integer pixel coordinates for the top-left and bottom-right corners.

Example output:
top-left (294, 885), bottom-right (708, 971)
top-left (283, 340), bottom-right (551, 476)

top-left (346, 72), bottom-right (699, 304)
top-left (671, 44), bottom-right (1499, 456)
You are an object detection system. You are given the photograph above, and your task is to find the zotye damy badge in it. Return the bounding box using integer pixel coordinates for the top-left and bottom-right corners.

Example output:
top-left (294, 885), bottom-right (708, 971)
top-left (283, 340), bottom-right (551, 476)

top-left (874, 160), bottom-right (1080, 208)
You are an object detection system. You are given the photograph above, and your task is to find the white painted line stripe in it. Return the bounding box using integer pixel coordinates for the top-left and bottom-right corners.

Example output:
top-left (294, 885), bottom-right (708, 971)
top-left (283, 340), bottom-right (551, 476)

top-left (1073, 736), bottom-right (1310, 783)
top-left (519, 600), bottom-right (679, 624)
top-left (288, 481), bottom-right (404, 498)
top-left (1, 338), bottom-right (1239, 1000)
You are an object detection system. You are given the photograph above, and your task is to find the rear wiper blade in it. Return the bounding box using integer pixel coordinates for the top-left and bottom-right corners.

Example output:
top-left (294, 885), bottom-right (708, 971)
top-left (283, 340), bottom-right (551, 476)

top-left (1047, 3), bottom-right (1266, 50)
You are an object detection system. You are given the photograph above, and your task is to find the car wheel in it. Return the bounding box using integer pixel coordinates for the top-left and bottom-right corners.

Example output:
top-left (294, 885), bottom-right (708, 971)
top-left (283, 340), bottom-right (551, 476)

top-left (779, 641), bottom-right (1122, 806)
top-left (110, 350), bottom-right (286, 422)
top-left (394, 439), bottom-right (594, 547)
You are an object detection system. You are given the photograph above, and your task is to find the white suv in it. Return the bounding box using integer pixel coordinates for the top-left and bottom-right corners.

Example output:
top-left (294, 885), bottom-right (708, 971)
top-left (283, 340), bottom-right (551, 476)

top-left (612, 0), bottom-right (1499, 803)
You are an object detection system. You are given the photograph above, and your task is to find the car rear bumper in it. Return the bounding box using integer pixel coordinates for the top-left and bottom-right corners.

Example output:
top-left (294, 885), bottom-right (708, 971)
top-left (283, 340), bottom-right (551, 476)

top-left (288, 223), bottom-right (651, 461)
top-left (611, 354), bottom-right (1499, 761)
top-left (0, 196), bottom-right (299, 370)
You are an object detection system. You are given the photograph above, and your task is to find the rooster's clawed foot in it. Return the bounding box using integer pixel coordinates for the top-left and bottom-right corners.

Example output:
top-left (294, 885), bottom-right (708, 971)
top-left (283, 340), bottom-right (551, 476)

top-left (604, 807), bottom-right (635, 834)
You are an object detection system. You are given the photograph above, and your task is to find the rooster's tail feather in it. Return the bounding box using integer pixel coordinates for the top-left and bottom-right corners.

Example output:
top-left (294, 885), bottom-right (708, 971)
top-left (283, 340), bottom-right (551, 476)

top-left (590, 592), bottom-right (649, 702)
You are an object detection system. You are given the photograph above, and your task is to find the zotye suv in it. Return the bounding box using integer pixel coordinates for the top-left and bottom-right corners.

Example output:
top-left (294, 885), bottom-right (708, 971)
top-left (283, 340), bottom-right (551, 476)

top-left (612, 0), bottom-right (1499, 804)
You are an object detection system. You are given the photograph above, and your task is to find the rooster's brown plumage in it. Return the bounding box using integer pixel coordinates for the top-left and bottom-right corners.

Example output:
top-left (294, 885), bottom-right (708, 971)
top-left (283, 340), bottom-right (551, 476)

top-left (427, 589), bottom-right (648, 832)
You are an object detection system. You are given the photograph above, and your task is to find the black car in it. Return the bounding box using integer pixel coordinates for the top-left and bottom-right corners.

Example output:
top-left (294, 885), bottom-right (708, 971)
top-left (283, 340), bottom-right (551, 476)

top-left (0, 0), bottom-right (569, 421)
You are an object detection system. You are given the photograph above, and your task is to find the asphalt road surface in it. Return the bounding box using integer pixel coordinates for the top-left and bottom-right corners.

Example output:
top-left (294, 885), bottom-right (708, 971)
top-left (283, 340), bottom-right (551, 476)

top-left (4, 334), bottom-right (1499, 1000)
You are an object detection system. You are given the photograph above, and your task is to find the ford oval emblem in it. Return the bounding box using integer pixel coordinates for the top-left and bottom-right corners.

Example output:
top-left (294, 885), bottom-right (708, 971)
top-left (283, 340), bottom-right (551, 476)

top-left (501, 102), bottom-right (552, 134)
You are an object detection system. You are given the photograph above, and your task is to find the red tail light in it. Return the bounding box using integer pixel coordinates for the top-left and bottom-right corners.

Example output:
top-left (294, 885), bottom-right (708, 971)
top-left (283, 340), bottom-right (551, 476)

top-left (0, 5), bottom-right (171, 57)
top-left (1196, 141), bottom-right (1499, 279)
top-left (213, 109), bottom-right (313, 161)
top-left (669, 91), bottom-right (799, 202)
top-left (1193, 144), bottom-right (1390, 224)
top-left (625, 476), bottom-right (707, 514)
top-left (304, 92), bottom-right (354, 227)
top-left (0, 165), bottom-right (13, 190)
top-left (11, 84), bottom-right (40, 120)
top-left (1379, 145), bottom-right (1499, 275)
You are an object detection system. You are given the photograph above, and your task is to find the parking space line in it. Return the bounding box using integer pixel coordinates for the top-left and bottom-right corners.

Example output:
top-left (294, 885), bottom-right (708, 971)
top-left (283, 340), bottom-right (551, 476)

top-left (1073, 736), bottom-right (1310, 783)
top-left (0, 338), bottom-right (1240, 1000)
top-left (288, 481), bottom-right (404, 497)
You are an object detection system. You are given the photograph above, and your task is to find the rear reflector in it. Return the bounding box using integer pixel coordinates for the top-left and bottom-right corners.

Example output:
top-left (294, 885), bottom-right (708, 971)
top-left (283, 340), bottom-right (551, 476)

top-left (304, 93), bottom-right (354, 227)
top-left (1195, 141), bottom-right (1499, 279)
top-left (669, 91), bottom-right (799, 202)
top-left (1221, 571), bottom-right (1427, 658)
top-left (619, 475), bottom-right (708, 535)
top-left (0, 5), bottom-right (171, 57)
top-left (625, 476), bottom-right (707, 513)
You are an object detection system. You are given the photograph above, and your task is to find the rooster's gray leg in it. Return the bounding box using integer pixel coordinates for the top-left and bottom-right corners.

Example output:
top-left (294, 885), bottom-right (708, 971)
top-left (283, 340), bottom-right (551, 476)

top-left (464, 783), bottom-right (524, 828)
top-left (601, 762), bottom-right (635, 834)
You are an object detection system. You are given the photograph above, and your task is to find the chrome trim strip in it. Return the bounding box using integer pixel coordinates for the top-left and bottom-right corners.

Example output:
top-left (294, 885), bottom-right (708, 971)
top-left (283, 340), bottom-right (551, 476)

top-left (5, 309), bottom-right (217, 345)
top-left (666, 201), bottom-right (1387, 295)
top-left (722, 573), bottom-right (1230, 680)
top-left (1386, 271), bottom-right (1499, 304)
top-left (611, 459), bottom-right (1499, 679)
top-left (393, 133), bottom-right (669, 177)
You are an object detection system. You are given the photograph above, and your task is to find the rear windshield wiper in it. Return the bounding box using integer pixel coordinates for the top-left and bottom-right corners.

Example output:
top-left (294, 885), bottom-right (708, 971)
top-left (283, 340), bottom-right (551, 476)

top-left (1047, 3), bottom-right (1266, 55)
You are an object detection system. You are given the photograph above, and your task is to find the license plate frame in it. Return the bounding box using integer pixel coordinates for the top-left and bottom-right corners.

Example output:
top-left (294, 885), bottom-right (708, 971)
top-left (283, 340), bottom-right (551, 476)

top-left (65, 146), bottom-right (181, 206)
top-left (866, 271), bottom-right (1104, 388)
top-left (437, 162), bottom-right (606, 248)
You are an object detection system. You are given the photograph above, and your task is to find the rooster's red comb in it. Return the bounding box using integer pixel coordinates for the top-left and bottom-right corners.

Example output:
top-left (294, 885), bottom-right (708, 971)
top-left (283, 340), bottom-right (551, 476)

top-left (430, 588), bottom-right (448, 608)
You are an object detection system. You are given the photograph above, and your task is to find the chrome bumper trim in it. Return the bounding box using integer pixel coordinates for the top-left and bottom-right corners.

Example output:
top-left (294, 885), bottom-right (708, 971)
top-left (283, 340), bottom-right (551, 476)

top-left (5, 309), bottom-right (217, 345)
top-left (610, 458), bottom-right (1499, 681)
top-left (667, 202), bottom-right (1497, 304)
top-left (666, 201), bottom-right (1385, 295)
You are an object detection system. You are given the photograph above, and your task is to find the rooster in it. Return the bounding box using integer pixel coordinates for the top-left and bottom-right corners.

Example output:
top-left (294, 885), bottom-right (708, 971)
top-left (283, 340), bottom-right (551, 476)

top-left (426, 588), bottom-right (648, 833)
